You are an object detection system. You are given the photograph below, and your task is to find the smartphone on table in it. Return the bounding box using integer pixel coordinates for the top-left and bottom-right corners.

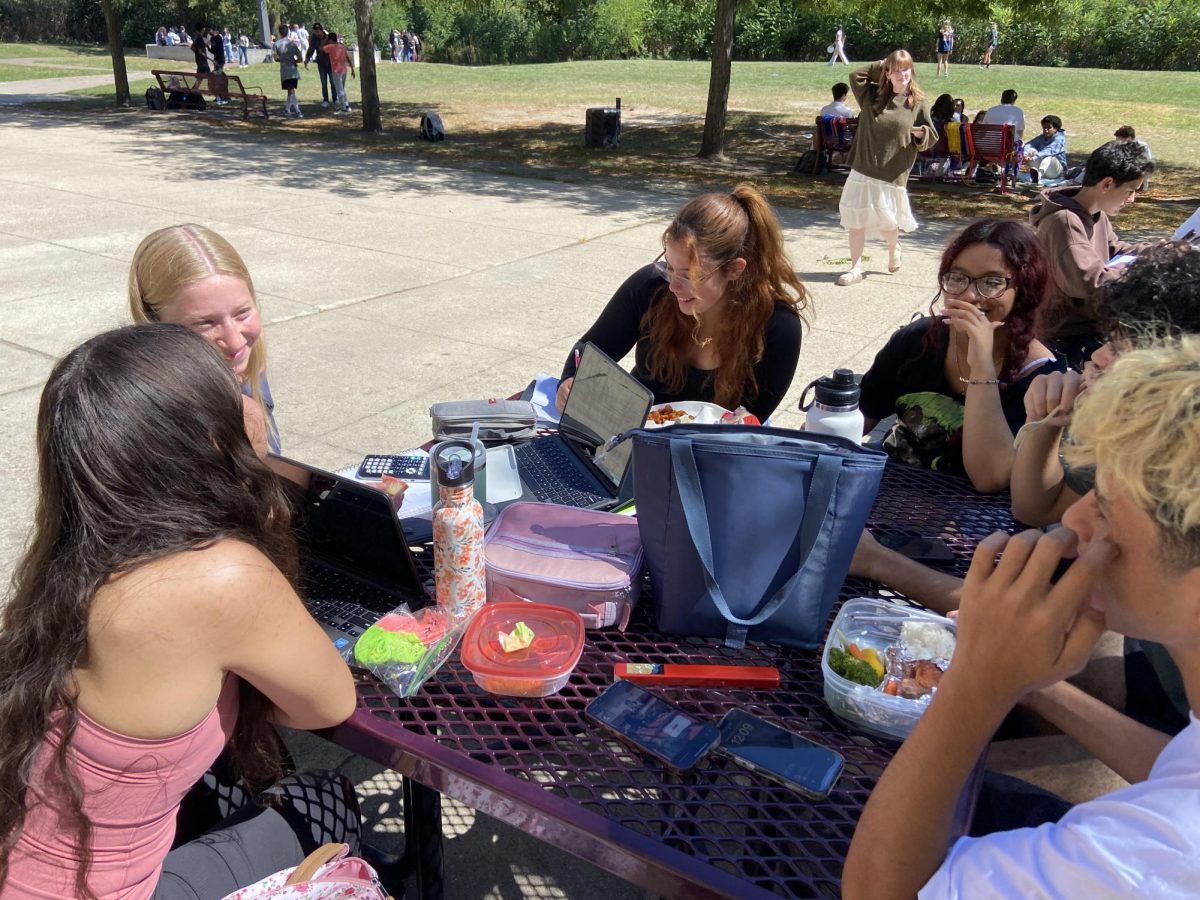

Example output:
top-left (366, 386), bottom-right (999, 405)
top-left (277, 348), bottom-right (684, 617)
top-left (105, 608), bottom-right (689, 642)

top-left (716, 710), bottom-right (844, 799)
top-left (873, 530), bottom-right (955, 565)
top-left (585, 680), bottom-right (720, 772)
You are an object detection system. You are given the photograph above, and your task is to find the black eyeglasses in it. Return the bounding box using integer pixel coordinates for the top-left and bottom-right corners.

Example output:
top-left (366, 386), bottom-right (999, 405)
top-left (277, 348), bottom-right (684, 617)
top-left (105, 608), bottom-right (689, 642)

top-left (940, 271), bottom-right (1013, 299)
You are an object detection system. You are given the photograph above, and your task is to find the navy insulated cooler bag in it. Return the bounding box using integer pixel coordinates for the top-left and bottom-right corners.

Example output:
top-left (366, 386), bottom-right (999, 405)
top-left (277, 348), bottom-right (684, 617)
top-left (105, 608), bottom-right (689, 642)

top-left (631, 425), bottom-right (887, 650)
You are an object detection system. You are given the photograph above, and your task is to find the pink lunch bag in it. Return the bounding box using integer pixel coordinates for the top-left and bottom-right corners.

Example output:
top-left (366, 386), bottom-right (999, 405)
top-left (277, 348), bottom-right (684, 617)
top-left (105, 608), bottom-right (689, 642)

top-left (221, 843), bottom-right (390, 899)
top-left (483, 502), bottom-right (643, 629)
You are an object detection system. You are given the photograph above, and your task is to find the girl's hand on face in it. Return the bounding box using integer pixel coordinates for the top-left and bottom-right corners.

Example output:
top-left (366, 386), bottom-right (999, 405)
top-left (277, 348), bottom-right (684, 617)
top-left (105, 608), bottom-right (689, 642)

top-left (943, 295), bottom-right (1002, 371)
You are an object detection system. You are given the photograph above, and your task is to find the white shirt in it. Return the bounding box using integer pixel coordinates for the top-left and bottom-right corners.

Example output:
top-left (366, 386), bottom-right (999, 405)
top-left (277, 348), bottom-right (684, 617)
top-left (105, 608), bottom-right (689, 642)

top-left (820, 100), bottom-right (855, 119)
top-left (982, 103), bottom-right (1025, 137)
top-left (921, 715), bottom-right (1200, 899)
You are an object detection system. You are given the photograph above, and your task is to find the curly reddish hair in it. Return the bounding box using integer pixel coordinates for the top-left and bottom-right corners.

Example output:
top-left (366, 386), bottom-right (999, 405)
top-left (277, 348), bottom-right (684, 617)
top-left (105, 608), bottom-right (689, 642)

top-left (924, 218), bottom-right (1048, 383)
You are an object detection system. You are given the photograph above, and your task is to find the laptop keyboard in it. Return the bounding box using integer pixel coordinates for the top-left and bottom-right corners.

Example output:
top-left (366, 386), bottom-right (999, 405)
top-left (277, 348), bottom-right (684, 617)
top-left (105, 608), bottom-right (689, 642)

top-left (301, 564), bottom-right (396, 637)
top-left (514, 439), bottom-right (611, 508)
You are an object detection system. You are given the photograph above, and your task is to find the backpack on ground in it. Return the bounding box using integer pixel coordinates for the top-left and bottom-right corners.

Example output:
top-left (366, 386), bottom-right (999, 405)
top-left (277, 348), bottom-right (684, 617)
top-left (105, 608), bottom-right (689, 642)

top-left (795, 149), bottom-right (827, 175)
top-left (145, 87), bottom-right (166, 111)
top-left (419, 111), bottom-right (445, 142)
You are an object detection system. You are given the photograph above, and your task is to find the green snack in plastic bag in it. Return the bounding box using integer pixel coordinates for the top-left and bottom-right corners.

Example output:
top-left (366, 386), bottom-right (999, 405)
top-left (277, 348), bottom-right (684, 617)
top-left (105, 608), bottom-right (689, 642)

top-left (354, 626), bottom-right (427, 667)
top-left (499, 621), bottom-right (535, 653)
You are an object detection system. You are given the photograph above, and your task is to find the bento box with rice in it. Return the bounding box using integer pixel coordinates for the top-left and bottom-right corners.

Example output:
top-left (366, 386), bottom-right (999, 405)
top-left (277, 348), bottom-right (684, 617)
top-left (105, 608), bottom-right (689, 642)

top-left (821, 598), bottom-right (957, 741)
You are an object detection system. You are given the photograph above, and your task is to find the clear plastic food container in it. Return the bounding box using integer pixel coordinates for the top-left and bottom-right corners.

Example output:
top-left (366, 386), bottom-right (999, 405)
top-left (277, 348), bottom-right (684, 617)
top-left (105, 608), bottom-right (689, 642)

top-left (460, 601), bottom-right (585, 697)
top-left (822, 597), bottom-right (957, 741)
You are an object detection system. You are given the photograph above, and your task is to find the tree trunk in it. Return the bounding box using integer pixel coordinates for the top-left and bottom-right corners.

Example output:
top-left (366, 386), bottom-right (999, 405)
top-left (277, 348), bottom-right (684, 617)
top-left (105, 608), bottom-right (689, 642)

top-left (100, 0), bottom-right (130, 107)
top-left (355, 0), bottom-right (383, 133)
top-left (699, 0), bottom-right (738, 159)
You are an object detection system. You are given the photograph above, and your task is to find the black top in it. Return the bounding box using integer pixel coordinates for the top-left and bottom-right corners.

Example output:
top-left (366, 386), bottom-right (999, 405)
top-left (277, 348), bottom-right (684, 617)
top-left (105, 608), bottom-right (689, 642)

top-left (559, 264), bottom-right (803, 421)
top-left (209, 33), bottom-right (225, 66)
top-left (860, 318), bottom-right (1064, 476)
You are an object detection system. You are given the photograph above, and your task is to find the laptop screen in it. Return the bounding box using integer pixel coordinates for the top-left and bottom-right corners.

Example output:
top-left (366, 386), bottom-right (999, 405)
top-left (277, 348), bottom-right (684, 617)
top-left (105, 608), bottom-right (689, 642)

top-left (267, 455), bottom-right (423, 597)
top-left (561, 343), bottom-right (654, 487)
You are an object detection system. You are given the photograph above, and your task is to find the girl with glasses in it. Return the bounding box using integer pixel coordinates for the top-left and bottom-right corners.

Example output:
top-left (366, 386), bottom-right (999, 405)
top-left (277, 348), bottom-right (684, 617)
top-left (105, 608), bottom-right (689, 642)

top-left (858, 218), bottom-right (1064, 492)
top-left (556, 184), bottom-right (810, 421)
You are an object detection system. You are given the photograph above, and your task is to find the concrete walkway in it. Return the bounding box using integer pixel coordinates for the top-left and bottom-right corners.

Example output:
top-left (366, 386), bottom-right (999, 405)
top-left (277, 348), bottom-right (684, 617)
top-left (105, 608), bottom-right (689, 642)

top-left (0, 72), bottom-right (115, 102)
top-left (5, 104), bottom-right (1112, 898)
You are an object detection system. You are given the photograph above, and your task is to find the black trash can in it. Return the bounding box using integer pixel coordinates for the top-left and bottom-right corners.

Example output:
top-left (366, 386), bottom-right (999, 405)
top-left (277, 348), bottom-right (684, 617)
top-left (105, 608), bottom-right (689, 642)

top-left (585, 99), bottom-right (621, 149)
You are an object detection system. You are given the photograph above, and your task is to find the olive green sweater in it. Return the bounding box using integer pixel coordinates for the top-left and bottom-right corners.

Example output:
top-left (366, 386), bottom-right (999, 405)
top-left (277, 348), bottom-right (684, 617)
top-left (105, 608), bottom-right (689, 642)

top-left (847, 62), bottom-right (937, 187)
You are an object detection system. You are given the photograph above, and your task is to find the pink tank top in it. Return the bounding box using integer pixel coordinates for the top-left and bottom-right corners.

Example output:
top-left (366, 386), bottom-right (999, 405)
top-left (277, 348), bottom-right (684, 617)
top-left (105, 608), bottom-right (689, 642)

top-left (6, 675), bottom-right (240, 899)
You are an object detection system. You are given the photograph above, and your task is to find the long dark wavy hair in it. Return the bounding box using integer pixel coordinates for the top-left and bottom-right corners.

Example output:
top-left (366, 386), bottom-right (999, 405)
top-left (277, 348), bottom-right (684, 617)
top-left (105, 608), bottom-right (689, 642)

top-left (0, 325), bottom-right (298, 897)
top-left (924, 218), bottom-right (1049, 383)
top-left (641, 183), bottom-right (811, 411)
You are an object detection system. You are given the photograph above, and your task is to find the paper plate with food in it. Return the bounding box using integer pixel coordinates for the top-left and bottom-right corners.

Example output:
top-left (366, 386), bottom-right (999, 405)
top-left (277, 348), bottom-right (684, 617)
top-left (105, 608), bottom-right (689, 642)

top-left (646, 401), bottom-right (730, 427)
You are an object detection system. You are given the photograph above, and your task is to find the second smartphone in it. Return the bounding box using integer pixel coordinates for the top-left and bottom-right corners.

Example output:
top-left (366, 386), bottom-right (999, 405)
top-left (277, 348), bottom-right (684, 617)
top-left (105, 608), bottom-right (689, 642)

top-left (585, 680), bottom-right (720, 772)
top-left (717, 709), bottom-right (844, 799)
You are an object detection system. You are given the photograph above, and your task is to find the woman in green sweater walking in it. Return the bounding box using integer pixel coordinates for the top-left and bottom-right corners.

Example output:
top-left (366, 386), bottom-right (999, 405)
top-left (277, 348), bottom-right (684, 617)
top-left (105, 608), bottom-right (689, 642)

top-left (836, 50), bottom-right (937, 286)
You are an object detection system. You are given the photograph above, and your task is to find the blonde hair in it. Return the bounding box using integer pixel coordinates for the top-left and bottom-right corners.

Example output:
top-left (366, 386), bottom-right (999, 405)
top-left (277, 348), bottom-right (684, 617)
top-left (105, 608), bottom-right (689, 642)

top-left (1066, 336), bottom-right (1200, 571)
top-left (644, 184), bottom-right (810, 412)
top-left (876, 50), bottom-right (923, 112)
top-left (128, 224), bottom-right (271, 428)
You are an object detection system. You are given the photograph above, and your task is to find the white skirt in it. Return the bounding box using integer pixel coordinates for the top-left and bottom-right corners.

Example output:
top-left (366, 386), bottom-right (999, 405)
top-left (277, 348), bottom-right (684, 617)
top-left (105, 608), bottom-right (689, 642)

top-left (839, 170), bottom-right (918, 239)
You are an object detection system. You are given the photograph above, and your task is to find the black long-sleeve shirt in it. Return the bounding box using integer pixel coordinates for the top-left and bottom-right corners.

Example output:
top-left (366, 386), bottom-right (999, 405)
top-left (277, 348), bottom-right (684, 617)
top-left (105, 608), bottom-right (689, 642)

top-left (305, 33), bottom-right (331, 69)
top-left (559, 263), bottom-right (803, 421)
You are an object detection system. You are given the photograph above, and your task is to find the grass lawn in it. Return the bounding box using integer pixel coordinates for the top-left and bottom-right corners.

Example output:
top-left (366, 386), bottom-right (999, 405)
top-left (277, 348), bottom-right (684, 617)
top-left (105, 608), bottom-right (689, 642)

top-left (14, 42), bottom-right (1198, 233)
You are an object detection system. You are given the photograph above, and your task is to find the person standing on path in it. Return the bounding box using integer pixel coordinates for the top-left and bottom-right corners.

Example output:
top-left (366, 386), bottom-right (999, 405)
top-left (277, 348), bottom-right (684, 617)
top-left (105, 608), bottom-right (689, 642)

top-left (936, 20), bottom-right (956, 77)
top-left (829, 25), bottom-right (850, 65)
top-left (191, 26), bottom-right (211, 76)
top-left (237, 32), bottom-right (250, 66)
top-left (835, 51), bottom-right (937, 286)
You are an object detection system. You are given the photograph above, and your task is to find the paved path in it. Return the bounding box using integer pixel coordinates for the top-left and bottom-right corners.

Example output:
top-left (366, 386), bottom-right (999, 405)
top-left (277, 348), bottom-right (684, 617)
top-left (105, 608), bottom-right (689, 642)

top-left (0, 72), bottom-right (115, 102)
top-left (0, 105), bottom-right (958, 898)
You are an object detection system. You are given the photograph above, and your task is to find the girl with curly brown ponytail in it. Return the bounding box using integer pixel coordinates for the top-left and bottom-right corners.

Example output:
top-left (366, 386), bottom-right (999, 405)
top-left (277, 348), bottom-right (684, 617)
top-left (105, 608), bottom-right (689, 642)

top-left (0, 325), bottom-right (358, 898)
top-left (557, 183), bottom-right (810, 421)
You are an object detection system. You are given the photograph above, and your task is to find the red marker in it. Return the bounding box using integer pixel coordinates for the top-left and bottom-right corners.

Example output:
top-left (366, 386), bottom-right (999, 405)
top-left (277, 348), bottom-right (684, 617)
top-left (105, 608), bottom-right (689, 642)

top-left (614, 663), bottom-right (781, 689)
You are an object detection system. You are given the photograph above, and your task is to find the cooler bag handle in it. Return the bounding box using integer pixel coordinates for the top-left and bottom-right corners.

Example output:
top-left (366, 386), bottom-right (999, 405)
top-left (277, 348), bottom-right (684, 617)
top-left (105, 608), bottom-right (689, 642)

top-left (670, 436), bottom-right (843, 647)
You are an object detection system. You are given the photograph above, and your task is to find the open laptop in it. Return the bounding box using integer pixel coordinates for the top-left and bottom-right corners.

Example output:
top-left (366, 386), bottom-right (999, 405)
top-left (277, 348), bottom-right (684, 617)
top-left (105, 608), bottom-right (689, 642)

top-left (269, 454), bottom-right (428, 653)
top-left (512, 342), bottom-right (654, 509)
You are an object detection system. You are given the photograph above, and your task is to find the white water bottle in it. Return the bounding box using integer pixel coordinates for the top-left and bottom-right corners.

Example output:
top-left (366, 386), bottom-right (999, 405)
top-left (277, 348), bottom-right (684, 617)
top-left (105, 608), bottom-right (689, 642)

top-left (800, 368), bottom-right (864, 442)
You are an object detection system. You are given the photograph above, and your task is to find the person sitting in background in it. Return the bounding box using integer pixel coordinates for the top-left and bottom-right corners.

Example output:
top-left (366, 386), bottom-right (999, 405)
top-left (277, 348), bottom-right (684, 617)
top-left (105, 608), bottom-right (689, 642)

top-left (981, 88), bottom-right (1025, 139)
top-left (155, 26), bottom-right (168, 45)
top-left (556, 184), bottom-right (809, 422)
top-left (858, 218), bottom-right (1063, 493)
top-left (1022, 114), bottom-right (1067, 182)
top-left (953, 97), bottom-right (966, 122)
top-left (844, 335), bottom-right (1200, 899)
top-left (1030, 139), bottom-right (1156, 368)
top-left (819, 81), bottom-right (854, 118)
top-left (0, 324), bottom-right (360, 898)
top-left (165, 27), bottom-right (181, 45)
top-left (1114, 124), bottom-right (1151, 159)
top-left (128, 224), bottom-right (280, 456)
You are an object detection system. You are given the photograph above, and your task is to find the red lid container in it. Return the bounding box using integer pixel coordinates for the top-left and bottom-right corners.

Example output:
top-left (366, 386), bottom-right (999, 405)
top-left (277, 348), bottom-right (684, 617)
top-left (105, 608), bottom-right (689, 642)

top-left (460, 602), bottom-right (585, 697)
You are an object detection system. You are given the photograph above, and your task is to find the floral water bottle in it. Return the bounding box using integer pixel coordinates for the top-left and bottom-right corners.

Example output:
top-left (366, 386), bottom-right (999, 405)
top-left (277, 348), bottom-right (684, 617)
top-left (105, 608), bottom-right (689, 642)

top-left (432, 441), bottom-right (486, 619)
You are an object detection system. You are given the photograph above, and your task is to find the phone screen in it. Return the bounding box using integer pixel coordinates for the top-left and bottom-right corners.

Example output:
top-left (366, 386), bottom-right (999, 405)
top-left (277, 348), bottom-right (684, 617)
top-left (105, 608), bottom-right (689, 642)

top-left (717, 710), bottom-right (844, 799)
top-left (585, 681), bottom-right (720, 772)
top-left (874, 531), bottom-right (955, 564)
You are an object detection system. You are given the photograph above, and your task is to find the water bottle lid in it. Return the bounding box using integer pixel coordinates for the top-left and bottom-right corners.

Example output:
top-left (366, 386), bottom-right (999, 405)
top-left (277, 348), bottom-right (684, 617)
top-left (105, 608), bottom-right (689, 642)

top-left (434, 440), bottom-right (475, 487)
top-left (800, 368), bottom-right (861, 411)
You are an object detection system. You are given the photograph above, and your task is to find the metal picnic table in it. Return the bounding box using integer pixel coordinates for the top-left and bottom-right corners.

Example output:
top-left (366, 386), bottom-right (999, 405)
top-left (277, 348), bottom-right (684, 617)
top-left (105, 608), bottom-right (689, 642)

top-left (326, 460), bottom-right (1015, 898)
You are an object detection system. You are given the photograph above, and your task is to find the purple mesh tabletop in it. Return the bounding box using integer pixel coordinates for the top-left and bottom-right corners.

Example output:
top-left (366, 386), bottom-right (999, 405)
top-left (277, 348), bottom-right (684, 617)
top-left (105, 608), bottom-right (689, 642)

top-left (328, 462), bottom-right (1018, 899)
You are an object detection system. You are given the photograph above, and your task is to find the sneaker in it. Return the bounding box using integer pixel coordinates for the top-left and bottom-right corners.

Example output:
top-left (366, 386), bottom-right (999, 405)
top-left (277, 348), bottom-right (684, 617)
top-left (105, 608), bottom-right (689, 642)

top-left (836, 269), bottom-right (864, 286)
top-left (321, 100), bottom-right (329, 108)
top-left (295, 109), bottom-right (304, 118)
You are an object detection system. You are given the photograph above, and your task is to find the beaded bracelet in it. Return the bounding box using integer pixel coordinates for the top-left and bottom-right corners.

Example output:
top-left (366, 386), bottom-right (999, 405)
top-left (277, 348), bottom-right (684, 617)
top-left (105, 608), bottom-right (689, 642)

top-left (958, 375), bottom-right (1001, 385)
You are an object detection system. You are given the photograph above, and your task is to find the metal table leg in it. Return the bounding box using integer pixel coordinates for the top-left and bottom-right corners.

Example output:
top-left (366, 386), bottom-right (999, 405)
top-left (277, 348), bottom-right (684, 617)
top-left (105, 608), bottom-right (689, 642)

top-left (402, 775), bottom-right (444, 900)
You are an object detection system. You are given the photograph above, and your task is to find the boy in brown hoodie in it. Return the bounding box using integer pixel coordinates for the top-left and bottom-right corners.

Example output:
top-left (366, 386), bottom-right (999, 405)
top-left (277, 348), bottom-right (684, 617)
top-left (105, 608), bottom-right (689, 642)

top-left (1030, 140), bottom-right (1155, 368)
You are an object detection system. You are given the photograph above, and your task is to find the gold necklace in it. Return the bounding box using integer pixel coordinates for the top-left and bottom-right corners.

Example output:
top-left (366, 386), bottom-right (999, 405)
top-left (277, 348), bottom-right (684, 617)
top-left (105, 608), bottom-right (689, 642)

top-left (691, 313), bottom-right (712, 349)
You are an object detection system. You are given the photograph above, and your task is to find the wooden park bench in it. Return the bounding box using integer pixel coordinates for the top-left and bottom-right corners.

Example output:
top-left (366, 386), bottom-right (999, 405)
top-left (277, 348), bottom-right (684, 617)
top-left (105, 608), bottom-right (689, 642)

top-left (802, 117), bottom-right (1019, 194)
top-left (148, 70), bottom-right (268, 120)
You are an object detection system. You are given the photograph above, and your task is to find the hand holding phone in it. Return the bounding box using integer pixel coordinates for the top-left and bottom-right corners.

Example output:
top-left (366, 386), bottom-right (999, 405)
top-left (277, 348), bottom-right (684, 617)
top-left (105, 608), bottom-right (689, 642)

top-left (585, 680), bottom-right (720, 772)
top-left (717, 710), bottom-right (844, 799)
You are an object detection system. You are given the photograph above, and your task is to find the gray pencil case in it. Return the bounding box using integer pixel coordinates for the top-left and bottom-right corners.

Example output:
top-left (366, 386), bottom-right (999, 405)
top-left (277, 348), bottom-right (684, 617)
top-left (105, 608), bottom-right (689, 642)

top-left (430, 399), bottom-right (539, 443)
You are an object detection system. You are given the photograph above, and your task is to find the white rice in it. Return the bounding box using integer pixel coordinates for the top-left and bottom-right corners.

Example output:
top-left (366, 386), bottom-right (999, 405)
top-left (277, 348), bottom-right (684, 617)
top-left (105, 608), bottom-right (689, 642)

top-left (900, 621), bottom-right (956, 661)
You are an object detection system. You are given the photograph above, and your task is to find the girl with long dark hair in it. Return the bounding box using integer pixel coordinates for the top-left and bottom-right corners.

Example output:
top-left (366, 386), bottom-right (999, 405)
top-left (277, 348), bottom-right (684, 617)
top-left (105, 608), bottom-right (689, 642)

top-left (556, 184), bottom-right (810, 422)
top-left (858, 219), bottom-right (1065, 492)
top-left (0, 325), bottom-right (358, 898)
